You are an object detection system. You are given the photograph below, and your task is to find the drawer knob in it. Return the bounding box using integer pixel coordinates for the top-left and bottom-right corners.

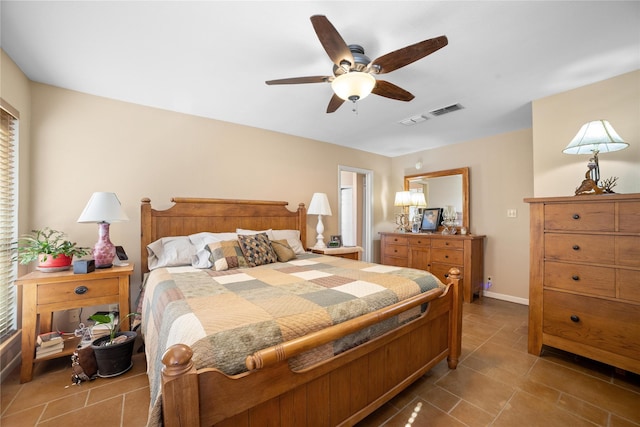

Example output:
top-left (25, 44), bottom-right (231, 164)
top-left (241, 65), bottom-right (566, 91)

top-left (572, 214), bottom-right (580, 220)
top-left (572, 245), bottom-right (580, 251)
top-left (445, 255), bottom-right (449, 259)
top-left (570, 315), bottom-right (580, 323)
top-left (572, 275), bottom-right (580, 281)
top-left (74, 286), bottom-right (88, 295)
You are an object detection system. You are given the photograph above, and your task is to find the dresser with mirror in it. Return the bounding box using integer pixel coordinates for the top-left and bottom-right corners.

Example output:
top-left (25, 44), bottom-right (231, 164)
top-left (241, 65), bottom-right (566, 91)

top-left (381, 167), bottom-right (485, 303)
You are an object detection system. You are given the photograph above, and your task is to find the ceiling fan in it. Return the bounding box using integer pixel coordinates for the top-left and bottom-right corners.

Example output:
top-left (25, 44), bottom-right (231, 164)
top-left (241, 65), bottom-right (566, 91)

top-left (265, 15), bottom-right (448, 113)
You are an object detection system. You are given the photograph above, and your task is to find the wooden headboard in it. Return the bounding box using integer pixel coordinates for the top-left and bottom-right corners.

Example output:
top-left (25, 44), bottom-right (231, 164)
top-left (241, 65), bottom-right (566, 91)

top-left (140, 197), bottom-right (307, 276)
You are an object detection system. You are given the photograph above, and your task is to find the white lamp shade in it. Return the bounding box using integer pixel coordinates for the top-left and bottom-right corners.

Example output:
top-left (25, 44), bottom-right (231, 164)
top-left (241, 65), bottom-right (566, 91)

top-left (331, 72), bottom-right (376, 101)
top-left (410, 192), bottom-right (427, 207)
top-left (394, 191), bottom-right (412, 207)
top-left (308, 193), bottom-right (332, 216)
top-left (78, 192), bottom-right (129, 223)
top-left (563, 120), bottom-right (628, 154)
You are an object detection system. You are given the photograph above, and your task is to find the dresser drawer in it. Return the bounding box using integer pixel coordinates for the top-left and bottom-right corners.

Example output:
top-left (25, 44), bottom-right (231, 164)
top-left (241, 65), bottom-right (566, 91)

top-left (544, 203), bottom-right (614, 232)
top-left (619, 201), bottom-right (640, 233)
top-left (429, 263), bottom-right (463, 285)
top-left (383, 235), bottom-right (408, 246)
top-left (619, 269), bottom-right (640, 303)
top-left (407, 235), bottom-right (430, 247)
top-left (431, 239), bottom-right (464, 249)
top-left (545, 234), bottom-right (614, 264)
top-left (543, 290), bottom-right (640, 360)
top-left (544, 261), bottom-right (615, 297)
top-left (383, 244), bottom-right (408, 258)
top-left (430, 248), bottom-right (463, 265)
top-left (38, 278), bottom-right (120, 305)
top-left (616, 236), bottom-right (640, 267)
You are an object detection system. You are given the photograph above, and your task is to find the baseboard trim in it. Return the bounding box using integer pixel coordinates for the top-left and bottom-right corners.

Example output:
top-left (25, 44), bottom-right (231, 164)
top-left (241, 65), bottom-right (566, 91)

top-left (483, 291), bottom-right (529, 306)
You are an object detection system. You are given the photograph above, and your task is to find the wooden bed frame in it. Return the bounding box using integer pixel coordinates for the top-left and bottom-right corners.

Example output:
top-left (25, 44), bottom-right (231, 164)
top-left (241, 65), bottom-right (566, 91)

top-left (140, 197), bottom-right (463, 427)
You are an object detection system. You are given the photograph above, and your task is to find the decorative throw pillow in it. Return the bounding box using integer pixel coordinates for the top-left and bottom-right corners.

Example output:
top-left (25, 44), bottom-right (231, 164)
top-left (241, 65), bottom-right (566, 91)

top-left (237, 232), bottom-right (278, 267)
top-left (206, 240), bottom-right (248, 271)
top-left (270, 239), bottom-right (297, 262)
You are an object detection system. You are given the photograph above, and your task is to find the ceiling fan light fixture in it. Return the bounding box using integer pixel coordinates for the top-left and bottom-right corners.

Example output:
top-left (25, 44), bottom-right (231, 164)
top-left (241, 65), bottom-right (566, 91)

top-left (331, 72), bottom-right (376, 102)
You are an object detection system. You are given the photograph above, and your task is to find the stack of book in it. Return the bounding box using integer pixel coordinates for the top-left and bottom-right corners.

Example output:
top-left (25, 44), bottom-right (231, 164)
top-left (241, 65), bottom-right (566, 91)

top-left (35, 331), bottom-right (64, 359)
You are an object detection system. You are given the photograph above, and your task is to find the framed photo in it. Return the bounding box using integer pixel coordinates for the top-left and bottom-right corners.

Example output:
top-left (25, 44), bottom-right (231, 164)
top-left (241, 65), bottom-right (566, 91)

top-left (329, 235), bottom-right (343, 248)
top-left (420, 208), bottom-right (442, 232)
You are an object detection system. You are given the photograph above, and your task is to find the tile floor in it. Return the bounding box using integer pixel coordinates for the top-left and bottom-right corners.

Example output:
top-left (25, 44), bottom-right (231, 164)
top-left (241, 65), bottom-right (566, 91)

top-left (1, 298), bottom-right (639, 426)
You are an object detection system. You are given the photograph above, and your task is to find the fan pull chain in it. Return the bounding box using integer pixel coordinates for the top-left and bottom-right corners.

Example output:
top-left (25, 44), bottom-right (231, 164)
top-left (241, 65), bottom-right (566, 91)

top-left (351, 100), bottom-right (359, 114)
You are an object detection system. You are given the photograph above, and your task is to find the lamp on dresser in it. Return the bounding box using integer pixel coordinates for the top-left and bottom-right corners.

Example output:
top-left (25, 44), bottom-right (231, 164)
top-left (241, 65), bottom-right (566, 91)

top-left (77, 192), bottom-right (129, 268)
top-left (394, 191), bottom-right (412, 233)
top-left (308, 192), bottom-right (332, 249)
top-left (563, 120), bottom-right (628, 195)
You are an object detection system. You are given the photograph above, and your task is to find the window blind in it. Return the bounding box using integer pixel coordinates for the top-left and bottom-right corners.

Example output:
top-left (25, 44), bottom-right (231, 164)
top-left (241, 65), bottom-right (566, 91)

top-left (0, 100), bottom-right (18, 343)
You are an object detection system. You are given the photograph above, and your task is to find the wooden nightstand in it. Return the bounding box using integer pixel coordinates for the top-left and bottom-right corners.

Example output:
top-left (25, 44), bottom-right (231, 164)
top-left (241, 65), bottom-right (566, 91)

top-left (309, 246), bottom-right (363, 260)
top-left (14, 263), bottom-right (134, 383)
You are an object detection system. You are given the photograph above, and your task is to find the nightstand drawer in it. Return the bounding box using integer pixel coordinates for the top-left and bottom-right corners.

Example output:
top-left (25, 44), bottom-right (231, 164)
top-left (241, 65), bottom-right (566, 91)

top-left (544, 261), bottom-right (615, 297)
top-left (430, 249), bottom-right (463, 265)
top-left (431, 239), bottom-right (463, 249)
top-left (544, 203), bottom-right (614, 231)
top-left (543, 290), bottom-right (640, 360)
top-left (545, 234), bottom-right (614, 264)
top-left (38, 277), bottom-right (120, 305)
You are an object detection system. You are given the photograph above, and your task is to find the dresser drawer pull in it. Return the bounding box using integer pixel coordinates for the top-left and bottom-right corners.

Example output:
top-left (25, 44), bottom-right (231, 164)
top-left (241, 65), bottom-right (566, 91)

top-left (572, 245), bottom-right (580, 251)
top-left (445, 255), bottom-right (449, 259)
top-left (572, 214), bottom-right (580, 220)
top-left (572, 275), bottom-right (580, 281)
top-left (74, 286), bottom-right (88, 295)
top-left (570, 315), bottom-right (580, 323)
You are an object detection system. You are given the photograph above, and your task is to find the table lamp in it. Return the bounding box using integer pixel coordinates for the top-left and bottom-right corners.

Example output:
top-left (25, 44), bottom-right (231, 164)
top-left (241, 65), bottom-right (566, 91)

top-left (563, 120), bottom-right (628, 195)
top-left (78, 192), bottom-right (129, 268)
top-left (308, 193), bottom-right (332, 249)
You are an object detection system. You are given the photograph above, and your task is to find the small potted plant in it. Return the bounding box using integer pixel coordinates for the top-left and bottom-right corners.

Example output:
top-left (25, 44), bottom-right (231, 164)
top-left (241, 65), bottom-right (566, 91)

top-left (16, 227), bottom-right (89, 272)
top-left (89, 312), bottom-right (138, 377)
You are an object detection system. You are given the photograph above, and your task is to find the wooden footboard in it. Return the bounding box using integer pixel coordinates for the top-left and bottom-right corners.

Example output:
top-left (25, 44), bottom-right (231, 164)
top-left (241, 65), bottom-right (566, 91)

top-left (160, 268), bottom-right (462, 426)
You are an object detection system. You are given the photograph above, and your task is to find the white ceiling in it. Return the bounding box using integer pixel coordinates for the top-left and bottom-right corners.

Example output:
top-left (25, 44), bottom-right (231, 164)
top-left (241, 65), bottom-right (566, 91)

top-left (2, 1), bottom-right (639, 157)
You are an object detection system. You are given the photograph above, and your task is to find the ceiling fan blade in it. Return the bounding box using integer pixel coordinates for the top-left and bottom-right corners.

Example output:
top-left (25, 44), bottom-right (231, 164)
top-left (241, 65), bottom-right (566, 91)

top-left (371, 35), bottom-right (448, 74)
top-left (372, 80), bottom-right (415, 101)
top-left (326, 93), bottom-right (345, 113)
top-left (310, 15), bottom-right (354, 69)
top-left (265, 76), bottom-right (331, 85)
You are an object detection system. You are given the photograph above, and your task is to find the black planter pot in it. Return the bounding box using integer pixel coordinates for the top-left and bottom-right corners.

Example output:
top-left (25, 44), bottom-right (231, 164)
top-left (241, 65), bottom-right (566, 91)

top-left (91, 331), bottom-right (137, 378)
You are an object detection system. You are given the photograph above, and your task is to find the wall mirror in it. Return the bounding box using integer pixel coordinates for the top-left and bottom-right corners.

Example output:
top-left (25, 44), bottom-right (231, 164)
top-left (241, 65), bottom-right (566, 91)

top-left (404, 167), bottom-right (470, 231)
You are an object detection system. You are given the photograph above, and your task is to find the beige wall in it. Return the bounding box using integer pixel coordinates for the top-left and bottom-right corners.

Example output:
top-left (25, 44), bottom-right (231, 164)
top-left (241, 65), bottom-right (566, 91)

top-left (28, 83), bottom-right (393, 299)
top-left (392, 129), bottom-right (534, 302)
top-left (533, 70), bottom-right (640, 196)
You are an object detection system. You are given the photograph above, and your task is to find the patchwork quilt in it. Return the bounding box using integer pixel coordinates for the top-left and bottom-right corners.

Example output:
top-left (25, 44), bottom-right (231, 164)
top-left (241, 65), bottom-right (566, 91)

top-left (142, 253), bottom-right (443, 425)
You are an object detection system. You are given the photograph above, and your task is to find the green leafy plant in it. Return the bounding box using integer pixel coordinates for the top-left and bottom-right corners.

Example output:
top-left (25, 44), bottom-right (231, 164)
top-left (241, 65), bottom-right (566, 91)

top-left (15, 227), bottom-right (89, 264)
top-left (89, 312), bottom-right (139, 346)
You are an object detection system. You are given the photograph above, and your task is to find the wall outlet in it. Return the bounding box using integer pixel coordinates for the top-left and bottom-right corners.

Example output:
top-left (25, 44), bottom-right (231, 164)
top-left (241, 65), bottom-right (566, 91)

top-left (507, 209), bottom-right (517, 218)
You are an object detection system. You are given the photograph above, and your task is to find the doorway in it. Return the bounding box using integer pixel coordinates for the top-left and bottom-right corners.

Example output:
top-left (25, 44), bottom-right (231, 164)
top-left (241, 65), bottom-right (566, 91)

top-left (338, 166), bottom-right (373, 262)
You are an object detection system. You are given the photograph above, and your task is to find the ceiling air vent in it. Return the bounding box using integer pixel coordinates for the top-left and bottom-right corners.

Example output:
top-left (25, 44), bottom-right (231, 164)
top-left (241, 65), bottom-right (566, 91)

top-left (398, 114), bottom-right (429, 126)
top-left (429, 103), bottom-right (464, 116)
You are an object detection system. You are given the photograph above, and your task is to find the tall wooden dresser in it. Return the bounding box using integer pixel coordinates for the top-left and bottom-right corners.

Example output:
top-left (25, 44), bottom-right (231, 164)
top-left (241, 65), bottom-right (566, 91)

top-left (379, 232), bottom-right (485, 303)
top-left (525, 194), bottom-right (640, 374)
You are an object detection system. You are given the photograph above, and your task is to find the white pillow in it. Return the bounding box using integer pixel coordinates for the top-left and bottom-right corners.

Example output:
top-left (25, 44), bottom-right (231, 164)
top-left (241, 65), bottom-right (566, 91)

top-left (236, 228), bottom-right (276, 239)
top-left (271, 229), bottom-right (305, 254)
top-left (189, 232), bottom-right (238, 248)
top-left (147, 236), bottom-right (196, 270)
